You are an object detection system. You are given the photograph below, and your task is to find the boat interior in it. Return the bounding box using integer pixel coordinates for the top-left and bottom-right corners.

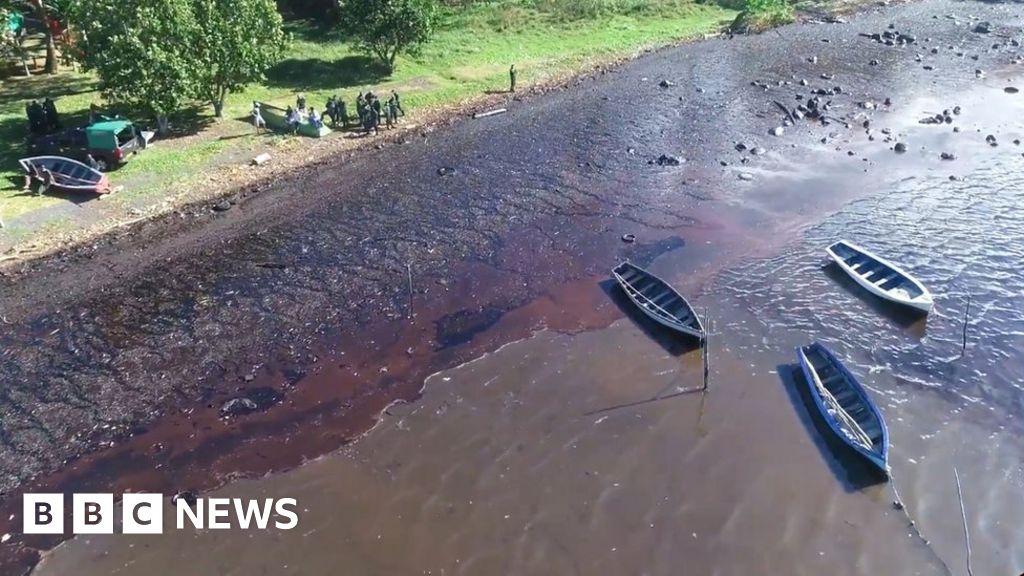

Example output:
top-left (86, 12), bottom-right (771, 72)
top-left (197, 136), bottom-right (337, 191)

top-left (614, 264), bottom-right (698, 328)
top-left (830, 242), bottom-right (924, 299)
top-left (803, 345), bottom-right (884, 451)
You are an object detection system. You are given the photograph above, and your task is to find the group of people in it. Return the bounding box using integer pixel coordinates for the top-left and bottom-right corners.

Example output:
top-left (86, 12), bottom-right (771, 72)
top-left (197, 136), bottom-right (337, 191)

top-left (354, 91), bottom-right (403, 135)
top-left (251, 90), bottom-right (406, 136)
top-left (25, 98), bottom-right (61, 135)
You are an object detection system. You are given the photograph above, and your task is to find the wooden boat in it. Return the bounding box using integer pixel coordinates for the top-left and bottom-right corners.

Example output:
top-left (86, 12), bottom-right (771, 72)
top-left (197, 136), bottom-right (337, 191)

top-left (18, 155), bottom-right (110, 194)
top-left (612, 261), bottom-right (704, 339)
top-left (797, 342), bottom-right (889, 476)
top-left (826, 240), bottom-right (933, 312)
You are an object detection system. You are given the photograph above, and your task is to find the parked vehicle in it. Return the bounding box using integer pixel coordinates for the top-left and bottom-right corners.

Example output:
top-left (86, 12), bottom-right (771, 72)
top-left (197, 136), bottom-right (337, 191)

top-left (26, 119), bottom-right (154, 171)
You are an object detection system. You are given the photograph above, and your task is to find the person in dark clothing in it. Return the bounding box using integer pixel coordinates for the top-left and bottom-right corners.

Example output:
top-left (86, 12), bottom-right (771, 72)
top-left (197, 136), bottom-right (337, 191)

top-left (338, 99), bottom-right (349, 128)
top-left (26, 101), bottom-right (44, 134)
top-left (42, 98), bottom-right (60, 131)
top-left (387, 97), bottom-right (399, 128)
top-left (356, 92), bottom-right (366, 126)
top-left (371, 96), bottom-right (382, 121)
top-left (325, 97), bottom-right (336, 126)
top-left (296, 93), bottom-right (307, 112)
top-left (509, 64), bottom-right (517, 93)
top-left (85, 154), bottom-right (101, 171)
top-left (391, 90), bottom-right (404, 116)
top-left (364, 106), bottom-right (379, 135)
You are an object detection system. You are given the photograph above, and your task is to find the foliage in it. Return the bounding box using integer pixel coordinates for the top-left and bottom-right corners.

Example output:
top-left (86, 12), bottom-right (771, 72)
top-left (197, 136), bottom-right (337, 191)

top-left (68, 0), bottom-right (201, 131)
top-left (339, 0), bottom-right (438, 73)
top-left (192, 0), bottom-right (288, 117)
top-left (732, 0), bottom-right (791, 31)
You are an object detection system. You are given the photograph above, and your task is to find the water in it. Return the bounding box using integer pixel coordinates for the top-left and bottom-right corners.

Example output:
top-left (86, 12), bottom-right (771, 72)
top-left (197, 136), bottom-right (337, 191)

top-left (35, 114), bottom-right (1024, 576)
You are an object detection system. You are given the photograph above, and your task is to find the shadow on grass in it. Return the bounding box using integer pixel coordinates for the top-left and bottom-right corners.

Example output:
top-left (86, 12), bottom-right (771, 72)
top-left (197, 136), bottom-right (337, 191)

top-left (5, 186), bottom-right (97, 206)
top-left (0, 73), bottom-right (98, 107)
top-left (281, 16), bottom-right (348, 43)
top-left (265, 55), bottom-right (391, 91)
top-left (777, 362), bottom-right (888, 491)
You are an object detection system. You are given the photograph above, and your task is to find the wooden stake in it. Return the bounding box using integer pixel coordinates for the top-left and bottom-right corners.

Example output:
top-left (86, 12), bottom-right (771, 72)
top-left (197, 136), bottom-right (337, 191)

top-left (960, 295), bottom-right (971, 357)
top-left (954, 467), bottom-right (974, 576)
top-left (406, 263), bottom-right (414, 320)
top-left (702, 308), bottom-right (711, 392)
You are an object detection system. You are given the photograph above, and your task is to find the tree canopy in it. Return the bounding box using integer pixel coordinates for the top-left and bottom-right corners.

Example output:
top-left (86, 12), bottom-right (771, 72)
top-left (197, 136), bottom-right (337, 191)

top-left (67, 0), bottom-right (288, 130)
top-left (340, 0), bottom-right (438, 73)
top-left (192, 0), bottom-right (287, 117)
top-left (69, 0), bottom-right (200, 132)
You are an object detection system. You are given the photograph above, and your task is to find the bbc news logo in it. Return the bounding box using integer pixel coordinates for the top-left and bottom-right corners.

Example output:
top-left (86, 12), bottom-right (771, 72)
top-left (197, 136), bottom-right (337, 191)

top-left (23, 494), bottom-right (299, 534)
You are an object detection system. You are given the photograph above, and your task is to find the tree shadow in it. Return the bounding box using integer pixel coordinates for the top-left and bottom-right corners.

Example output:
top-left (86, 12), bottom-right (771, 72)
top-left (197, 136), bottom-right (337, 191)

top-left (777, 362), bottom-right (888, 492)
top-left (265, 55), bottom-right (391, 91)
top-left (5, 187), bottom-right (97, 206)
top-left (0, 73), bottom-right (98, 107)
top-left (599, 278), bottom-right (701, 357)
top-left (281, 16), bottom-right (347, 43)
top-left (822, 262), bottom-right (928, 338)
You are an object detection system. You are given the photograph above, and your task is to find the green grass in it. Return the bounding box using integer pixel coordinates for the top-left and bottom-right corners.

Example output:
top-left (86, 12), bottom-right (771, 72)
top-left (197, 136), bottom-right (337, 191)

top-left (0, 0), bottom-right (735, 243)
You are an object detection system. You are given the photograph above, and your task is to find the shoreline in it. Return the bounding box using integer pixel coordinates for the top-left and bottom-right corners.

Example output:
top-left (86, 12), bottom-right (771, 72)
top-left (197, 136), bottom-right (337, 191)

top-left (0, 24), bottom-right (730, 277)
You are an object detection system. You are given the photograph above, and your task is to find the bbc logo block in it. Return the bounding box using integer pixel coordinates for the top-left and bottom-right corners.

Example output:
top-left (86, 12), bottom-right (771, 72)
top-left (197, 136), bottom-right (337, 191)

top-left (24, 493), bottom-right (164, 535)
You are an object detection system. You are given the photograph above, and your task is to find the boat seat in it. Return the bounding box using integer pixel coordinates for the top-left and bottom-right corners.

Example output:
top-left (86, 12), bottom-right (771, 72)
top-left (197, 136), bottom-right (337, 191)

top-left (844, 254), bottom-right (868, 266)
top-left (879, 277), bottom-right (905, 290)
top-left (874, 272), bottom-right (900, 286)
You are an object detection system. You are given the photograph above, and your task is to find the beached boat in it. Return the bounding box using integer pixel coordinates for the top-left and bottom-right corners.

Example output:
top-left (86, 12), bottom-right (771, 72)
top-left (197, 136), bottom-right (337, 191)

top-left (797, 342), bottom-right (889, 476)
top-left (18, 155), bottom-right (110, 194)
top-left (612, 261), bottom-right (705, 339)
top-left (826, 240), bottom-right (933, 312)
top-left (256, 102), bottom-right (332, 138)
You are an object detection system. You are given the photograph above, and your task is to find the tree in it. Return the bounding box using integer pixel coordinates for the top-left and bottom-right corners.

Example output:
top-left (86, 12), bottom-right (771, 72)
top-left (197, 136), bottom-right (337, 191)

top-left (0, 7), bottom-right (31, 75)
top-left (68, 0), bottom-right (200, 133)
top-left (340, 0), bottom-right (437, 73)
top-left (192, 0), bottom-right (287, 118)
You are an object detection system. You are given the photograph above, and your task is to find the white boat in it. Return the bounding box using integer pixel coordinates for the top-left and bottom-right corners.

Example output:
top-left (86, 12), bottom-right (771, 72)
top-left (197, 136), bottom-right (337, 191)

top-left (612, 261), bottom-right (705, 339)
top-left (826, 240), bottom-right (933, 312)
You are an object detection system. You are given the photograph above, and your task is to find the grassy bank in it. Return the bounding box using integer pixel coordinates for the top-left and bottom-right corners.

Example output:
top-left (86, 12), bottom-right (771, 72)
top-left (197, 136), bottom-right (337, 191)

top-left (0, 0), bottom-right (735, 247)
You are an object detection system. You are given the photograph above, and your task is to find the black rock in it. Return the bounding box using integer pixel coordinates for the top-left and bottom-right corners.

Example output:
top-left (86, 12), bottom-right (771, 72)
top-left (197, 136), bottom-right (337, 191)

top-left (212, 199), bottom-right (231, 212)
top-left (973, 21), bottom-right (992, 34)
top-left (953, 106), bottom-right (961, 115)
top-left (1005, 87), bottom-right (1020, 94)
top-left (656, 154), bottom-right (683, 166)
top-left (659, 79), bottom-right (676, 88)
top-left (870, 59), bottom-right (879, 66)
top-left (172, 491), bottom-right (198, 506)
top-left (940, 152), bottom-right (957, 160)
top-left (437, 166), bottom-right (456, 176)
top-left (750, 147), bottom-right (767, 155)
top-left (894, 142), bottom-right (908, 153)
top-left (735, 143), bottom-right (747, 152)
top-left (986, 134), bottom-right (998, 146)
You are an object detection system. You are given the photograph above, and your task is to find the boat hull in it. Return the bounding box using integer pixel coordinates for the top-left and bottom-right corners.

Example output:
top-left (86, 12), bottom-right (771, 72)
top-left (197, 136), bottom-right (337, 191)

top-left (826, 240), bottom-right (933, 312)
top-left (796, 343), bottom-right (889, 477)
top-left (612, 262), bottom-right (704, 340)
top-left (18, 155), bottom-right (110, 194)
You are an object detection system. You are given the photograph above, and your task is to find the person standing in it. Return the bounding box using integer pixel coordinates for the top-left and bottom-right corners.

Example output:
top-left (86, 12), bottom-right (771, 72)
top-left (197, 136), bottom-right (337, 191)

top-left (371, 95), bottom-right (382, 124)
top-left (391, 90), bottom-right (404, 116)
top-left (37, 167), bottom-right (54, 197)
top-left (387, 97), bottom-right (399, 127)
top-left (338, 99), bottom-right (349, 128)
top-left (356, 92), bottom-right (366, 126)
top-left (86, 154), bottom-right (101, 171)
top-left (509, 64), bottom-right (517, 93)
top-left (251, 101), bottom-right (266, 134)
top-left (296, 93), bottom-right (307, 112)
